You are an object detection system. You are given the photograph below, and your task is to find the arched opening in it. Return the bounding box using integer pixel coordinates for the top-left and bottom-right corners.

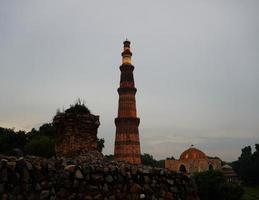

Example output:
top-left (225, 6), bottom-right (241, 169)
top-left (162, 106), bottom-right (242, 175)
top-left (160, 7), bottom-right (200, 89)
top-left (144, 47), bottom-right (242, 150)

top-left (209, 164), bottom-right (213, 170)
top-left (179, 164), bottom-right (187, 173)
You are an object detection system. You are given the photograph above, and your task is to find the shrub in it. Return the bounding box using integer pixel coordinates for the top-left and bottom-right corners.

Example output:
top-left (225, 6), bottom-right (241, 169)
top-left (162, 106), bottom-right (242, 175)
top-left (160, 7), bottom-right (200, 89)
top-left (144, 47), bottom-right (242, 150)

top-left (194, 170), bottom-right (243, 200)
top-left (25, 135), bottom-right (55, 158)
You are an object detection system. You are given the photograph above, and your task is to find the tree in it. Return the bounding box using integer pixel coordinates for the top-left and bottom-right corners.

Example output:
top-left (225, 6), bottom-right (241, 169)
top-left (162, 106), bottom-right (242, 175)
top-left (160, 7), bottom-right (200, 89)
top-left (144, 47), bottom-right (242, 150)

top-left (25, 135), bottom-right (55, 158)
top-left (97, 138), bottom-right (105, 153)
top-left (235, 145), bottom-right (258, 185)
top-left (0, 127), bottom-right (26, 155)
top-left (166, 156), bottom-right (175, 160)
top-left (231, 144), bottom-right (259, 186)
top-left (38, 123), bottom-right (55, 137)
top-left (141, 153), bottom-right (165, 168)
top-left (194, 170), bottom-right (243, 200)
top-left (141, 153), bottom-right (157, 167)
top-left (252, 144), bottom-right (259, 185)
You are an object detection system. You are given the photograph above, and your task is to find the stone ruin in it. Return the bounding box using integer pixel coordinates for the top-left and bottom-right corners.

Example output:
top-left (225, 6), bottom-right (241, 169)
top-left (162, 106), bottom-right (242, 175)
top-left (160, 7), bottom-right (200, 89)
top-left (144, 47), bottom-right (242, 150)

top-left (53, 104), bottom-right (100, 157)
top-left (0, 103), bottom-right (200, 199)
top-left (0, 153), bottom-right (200, 200)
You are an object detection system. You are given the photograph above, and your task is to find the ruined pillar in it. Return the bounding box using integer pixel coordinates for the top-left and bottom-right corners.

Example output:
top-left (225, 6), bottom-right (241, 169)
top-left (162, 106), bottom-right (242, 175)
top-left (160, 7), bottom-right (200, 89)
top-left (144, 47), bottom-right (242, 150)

top-left (53, 104), bottom-right (100, 157)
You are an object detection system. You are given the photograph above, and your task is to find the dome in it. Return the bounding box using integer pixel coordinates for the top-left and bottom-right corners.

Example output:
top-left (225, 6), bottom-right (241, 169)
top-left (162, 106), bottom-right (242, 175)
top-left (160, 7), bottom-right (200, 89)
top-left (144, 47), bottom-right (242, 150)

top-left (222, 164), bottom-right (232, 169)
top-left (180, 147), bottom-right (207, 160)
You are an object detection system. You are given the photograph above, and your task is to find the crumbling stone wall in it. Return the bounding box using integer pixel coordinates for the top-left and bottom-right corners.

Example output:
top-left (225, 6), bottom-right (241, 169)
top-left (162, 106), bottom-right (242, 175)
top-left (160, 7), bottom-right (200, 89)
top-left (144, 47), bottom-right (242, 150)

top-left (53, 111), bottom-right (100, 156)
top-left (0, 153), bottom-right (200, 200)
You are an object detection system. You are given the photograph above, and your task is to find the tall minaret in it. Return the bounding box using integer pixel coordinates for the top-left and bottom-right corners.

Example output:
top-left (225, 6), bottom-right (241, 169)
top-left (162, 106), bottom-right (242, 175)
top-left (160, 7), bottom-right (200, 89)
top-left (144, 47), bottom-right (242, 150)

top-left (114, 40), bottom-right (141, 164)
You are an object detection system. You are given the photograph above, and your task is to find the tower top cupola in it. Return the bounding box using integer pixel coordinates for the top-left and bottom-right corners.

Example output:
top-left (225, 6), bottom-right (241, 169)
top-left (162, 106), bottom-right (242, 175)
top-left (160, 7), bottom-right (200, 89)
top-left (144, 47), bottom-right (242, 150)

top-left (123, 39), bottom-right (131, 47)
top-left (122, 39), bottom-right (132, 64)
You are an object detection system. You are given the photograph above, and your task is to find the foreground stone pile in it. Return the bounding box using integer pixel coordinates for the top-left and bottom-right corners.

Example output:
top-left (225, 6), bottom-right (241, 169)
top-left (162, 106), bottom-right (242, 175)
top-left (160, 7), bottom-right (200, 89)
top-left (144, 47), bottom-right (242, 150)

top-left (0, 152), bottom-right (199, 200)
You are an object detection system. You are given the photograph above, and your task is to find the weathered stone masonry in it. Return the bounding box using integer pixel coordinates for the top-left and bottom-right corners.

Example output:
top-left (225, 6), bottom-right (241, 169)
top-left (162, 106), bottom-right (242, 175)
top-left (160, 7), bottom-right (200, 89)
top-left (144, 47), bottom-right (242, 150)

top-left (53, 108), bottom-right (100, 157)
top-left (0, 154), bottom-right (200, 200)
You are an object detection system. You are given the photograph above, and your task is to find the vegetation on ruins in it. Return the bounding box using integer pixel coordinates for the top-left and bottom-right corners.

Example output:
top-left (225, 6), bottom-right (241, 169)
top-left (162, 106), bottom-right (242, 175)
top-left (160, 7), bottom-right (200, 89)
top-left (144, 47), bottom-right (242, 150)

top-left (64, 99), bottom-right (91, 114)
top-left (55, 99), bottom-right (91, 116)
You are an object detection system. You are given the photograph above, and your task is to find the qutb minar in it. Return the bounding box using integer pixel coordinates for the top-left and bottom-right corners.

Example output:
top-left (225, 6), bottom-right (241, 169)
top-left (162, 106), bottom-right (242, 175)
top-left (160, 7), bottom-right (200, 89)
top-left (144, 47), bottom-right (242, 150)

top-left (114, 40), bottom-right (141, 164)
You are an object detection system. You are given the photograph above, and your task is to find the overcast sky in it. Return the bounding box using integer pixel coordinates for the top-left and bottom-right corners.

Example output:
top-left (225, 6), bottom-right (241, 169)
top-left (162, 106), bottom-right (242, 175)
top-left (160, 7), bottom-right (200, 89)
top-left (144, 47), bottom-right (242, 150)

top-left (0, 0), bottom-right (258, 161)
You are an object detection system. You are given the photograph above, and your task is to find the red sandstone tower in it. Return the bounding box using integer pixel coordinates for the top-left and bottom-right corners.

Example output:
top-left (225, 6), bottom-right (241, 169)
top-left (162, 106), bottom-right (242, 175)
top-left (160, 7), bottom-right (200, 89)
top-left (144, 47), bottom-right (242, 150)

top-left (114, 40), bottom-right (141, 164)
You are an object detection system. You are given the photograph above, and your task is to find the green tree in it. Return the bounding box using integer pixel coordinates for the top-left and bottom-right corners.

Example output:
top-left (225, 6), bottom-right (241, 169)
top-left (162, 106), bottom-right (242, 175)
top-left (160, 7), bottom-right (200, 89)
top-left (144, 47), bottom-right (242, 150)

top-left (141, 153), bottom-right (157, 167)
top-left (26, 123), bottom-right (55, 139)
top-left (235, 145), bottom-right (257, 185)
top-left (194, 170), bottom-right (243, 200)
top-left (231, 144), bottom-right (259, 186)
top-left (141, 153), bottom-right (165, 168)
top-left (38, 123), bottom-right (55, 137)
top-left (166, 156), bottom-right (175, 160)
top-left (97, 138), bottom-right (105, 153)
top-left (0, 127), bottom-right (26, 155)
top-left (252, 144), bottom-right (259, 185)
top-left (25, 135), bottom-right (55, 158)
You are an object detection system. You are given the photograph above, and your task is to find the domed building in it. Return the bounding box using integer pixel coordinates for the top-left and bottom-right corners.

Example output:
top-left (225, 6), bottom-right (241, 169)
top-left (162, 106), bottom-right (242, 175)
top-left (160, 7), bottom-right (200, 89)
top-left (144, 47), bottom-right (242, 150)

top-left (221, 164), bottom-right (239, 183)
top-left (165, 146), bottom-right (221, 173)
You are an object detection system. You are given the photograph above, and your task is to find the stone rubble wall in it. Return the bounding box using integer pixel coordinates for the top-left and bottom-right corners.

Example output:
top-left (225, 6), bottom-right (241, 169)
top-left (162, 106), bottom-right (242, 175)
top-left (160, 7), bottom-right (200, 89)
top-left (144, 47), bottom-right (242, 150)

top-left (0, 152), bottom-right (200, 200)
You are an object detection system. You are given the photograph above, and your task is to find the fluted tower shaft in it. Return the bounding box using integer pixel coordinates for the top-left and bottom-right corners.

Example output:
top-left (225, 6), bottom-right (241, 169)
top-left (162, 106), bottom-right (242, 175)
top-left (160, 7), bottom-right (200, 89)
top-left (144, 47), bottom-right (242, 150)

top-left (114, 40), bottom-right (141, 164)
